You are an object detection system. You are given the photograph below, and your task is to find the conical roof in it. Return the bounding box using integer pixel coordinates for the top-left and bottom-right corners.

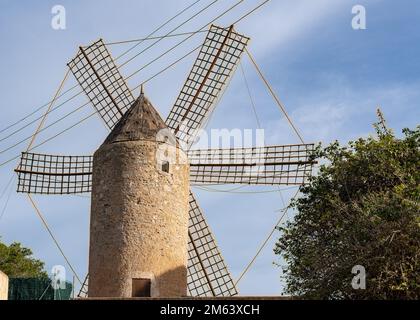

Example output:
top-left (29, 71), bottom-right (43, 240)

top-left (103, 94), bottom-right (168, 144)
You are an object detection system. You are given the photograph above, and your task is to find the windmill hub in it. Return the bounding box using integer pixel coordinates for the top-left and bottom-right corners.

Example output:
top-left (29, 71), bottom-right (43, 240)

top-left (88, 93), bottom-right (190, 298)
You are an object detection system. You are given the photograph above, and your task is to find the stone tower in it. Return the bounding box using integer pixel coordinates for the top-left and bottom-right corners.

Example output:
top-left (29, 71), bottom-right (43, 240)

top-left (88, 93), bottom-right (190, 298)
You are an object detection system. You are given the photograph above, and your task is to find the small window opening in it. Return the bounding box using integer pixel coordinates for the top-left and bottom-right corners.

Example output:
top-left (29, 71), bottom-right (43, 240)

top-left (132, 278), bottom-right (151, 297)
top-left (162, 161), bottom-right (170, 173)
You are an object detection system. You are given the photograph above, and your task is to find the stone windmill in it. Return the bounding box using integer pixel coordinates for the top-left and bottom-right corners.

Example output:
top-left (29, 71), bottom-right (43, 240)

top-left (15, 25), bottom-right (315, 298)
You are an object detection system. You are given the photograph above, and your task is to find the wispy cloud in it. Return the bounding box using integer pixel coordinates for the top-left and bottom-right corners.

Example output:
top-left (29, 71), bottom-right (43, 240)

top-left (240, 0), bottom-right (353, 57)
top-left (265, 77), bottom-right (420, 146)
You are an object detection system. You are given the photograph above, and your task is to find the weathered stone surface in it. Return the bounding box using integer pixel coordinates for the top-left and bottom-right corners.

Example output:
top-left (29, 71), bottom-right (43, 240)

top-left (103, 94), bottom-right (170, 144)
top-left (0, 270), bottom-right (8, 300)
top-left (88, 94), bottom-right (190, 298)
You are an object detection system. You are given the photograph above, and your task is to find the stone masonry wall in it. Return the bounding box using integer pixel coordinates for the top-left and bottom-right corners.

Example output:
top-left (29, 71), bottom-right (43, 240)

top-left (88, 140), bottom-right (189, 297)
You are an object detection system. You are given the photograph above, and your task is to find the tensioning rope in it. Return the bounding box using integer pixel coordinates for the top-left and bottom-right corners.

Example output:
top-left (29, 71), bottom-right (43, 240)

top-left (103, 30), bottom-right (208, 46)
top-left (0, 112), bottom-right (97, 168)
top-left (27, 194), bottom-right (83, 285)
top-left (234, 188), bottom-right (300, 286)
top-left (245, 48), bottom-right (305, 144)
top-left (124, 0), bottom-right (245, 80)
top-left (240, 61), bottom-right (262, 129)
top-left (114, 0), bottom-right (204, 60)
top-left (25, 69), bottom-right (70, 152)
top-left (0, 175), bottom-right (15, 222)
top-left (234, 48), bottom-right (306, 286)
top-left (118, 0), bottom-right (222, 70)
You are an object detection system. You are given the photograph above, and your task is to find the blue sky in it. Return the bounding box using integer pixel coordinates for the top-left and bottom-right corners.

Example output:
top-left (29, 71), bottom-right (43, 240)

top-left (0, 0), bottom-right (419, 296)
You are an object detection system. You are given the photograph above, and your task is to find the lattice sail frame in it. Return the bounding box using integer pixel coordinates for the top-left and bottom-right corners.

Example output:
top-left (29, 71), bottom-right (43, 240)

top-left (68, 39), bottom-right (135, 130)
top-left (187, 192), bottom-right (237, 296)
top-left (166, 25), bottom-right (250, 149)
top-left (189, 144), bottom-right (315, 185)
top-left (14, 143), bottom-right (315, 194)
top-left (15, 152), bottom-right (92, 194)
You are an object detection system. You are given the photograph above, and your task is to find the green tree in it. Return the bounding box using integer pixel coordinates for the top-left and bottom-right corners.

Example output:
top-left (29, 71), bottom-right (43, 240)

top-left (275, 121), bottom-right (420, 299)
top-left (0, 240), bottom-right (48, 278)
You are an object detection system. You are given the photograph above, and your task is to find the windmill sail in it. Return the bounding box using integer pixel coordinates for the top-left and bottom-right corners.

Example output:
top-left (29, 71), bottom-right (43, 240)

top-left (166, 25), bottom-right (250, 149)
top-left (187, 192), bottom-right (237, 296)
top-left (188, 144), bottom-right (316, 185)
top-left (77, 274), bottom-right (89, 298)
top-left (68, 39), bottom-right (135, 130)
top-left (15, 152), bottom-right (92, 194)
top-left (14, 143), bottom-right (315, 194)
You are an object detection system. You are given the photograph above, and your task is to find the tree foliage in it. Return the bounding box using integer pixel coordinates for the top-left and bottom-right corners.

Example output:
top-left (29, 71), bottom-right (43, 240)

top-left (275, 122), bottom-right (420, 299)
top-left (0, 239), bottom-right (48, 278)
